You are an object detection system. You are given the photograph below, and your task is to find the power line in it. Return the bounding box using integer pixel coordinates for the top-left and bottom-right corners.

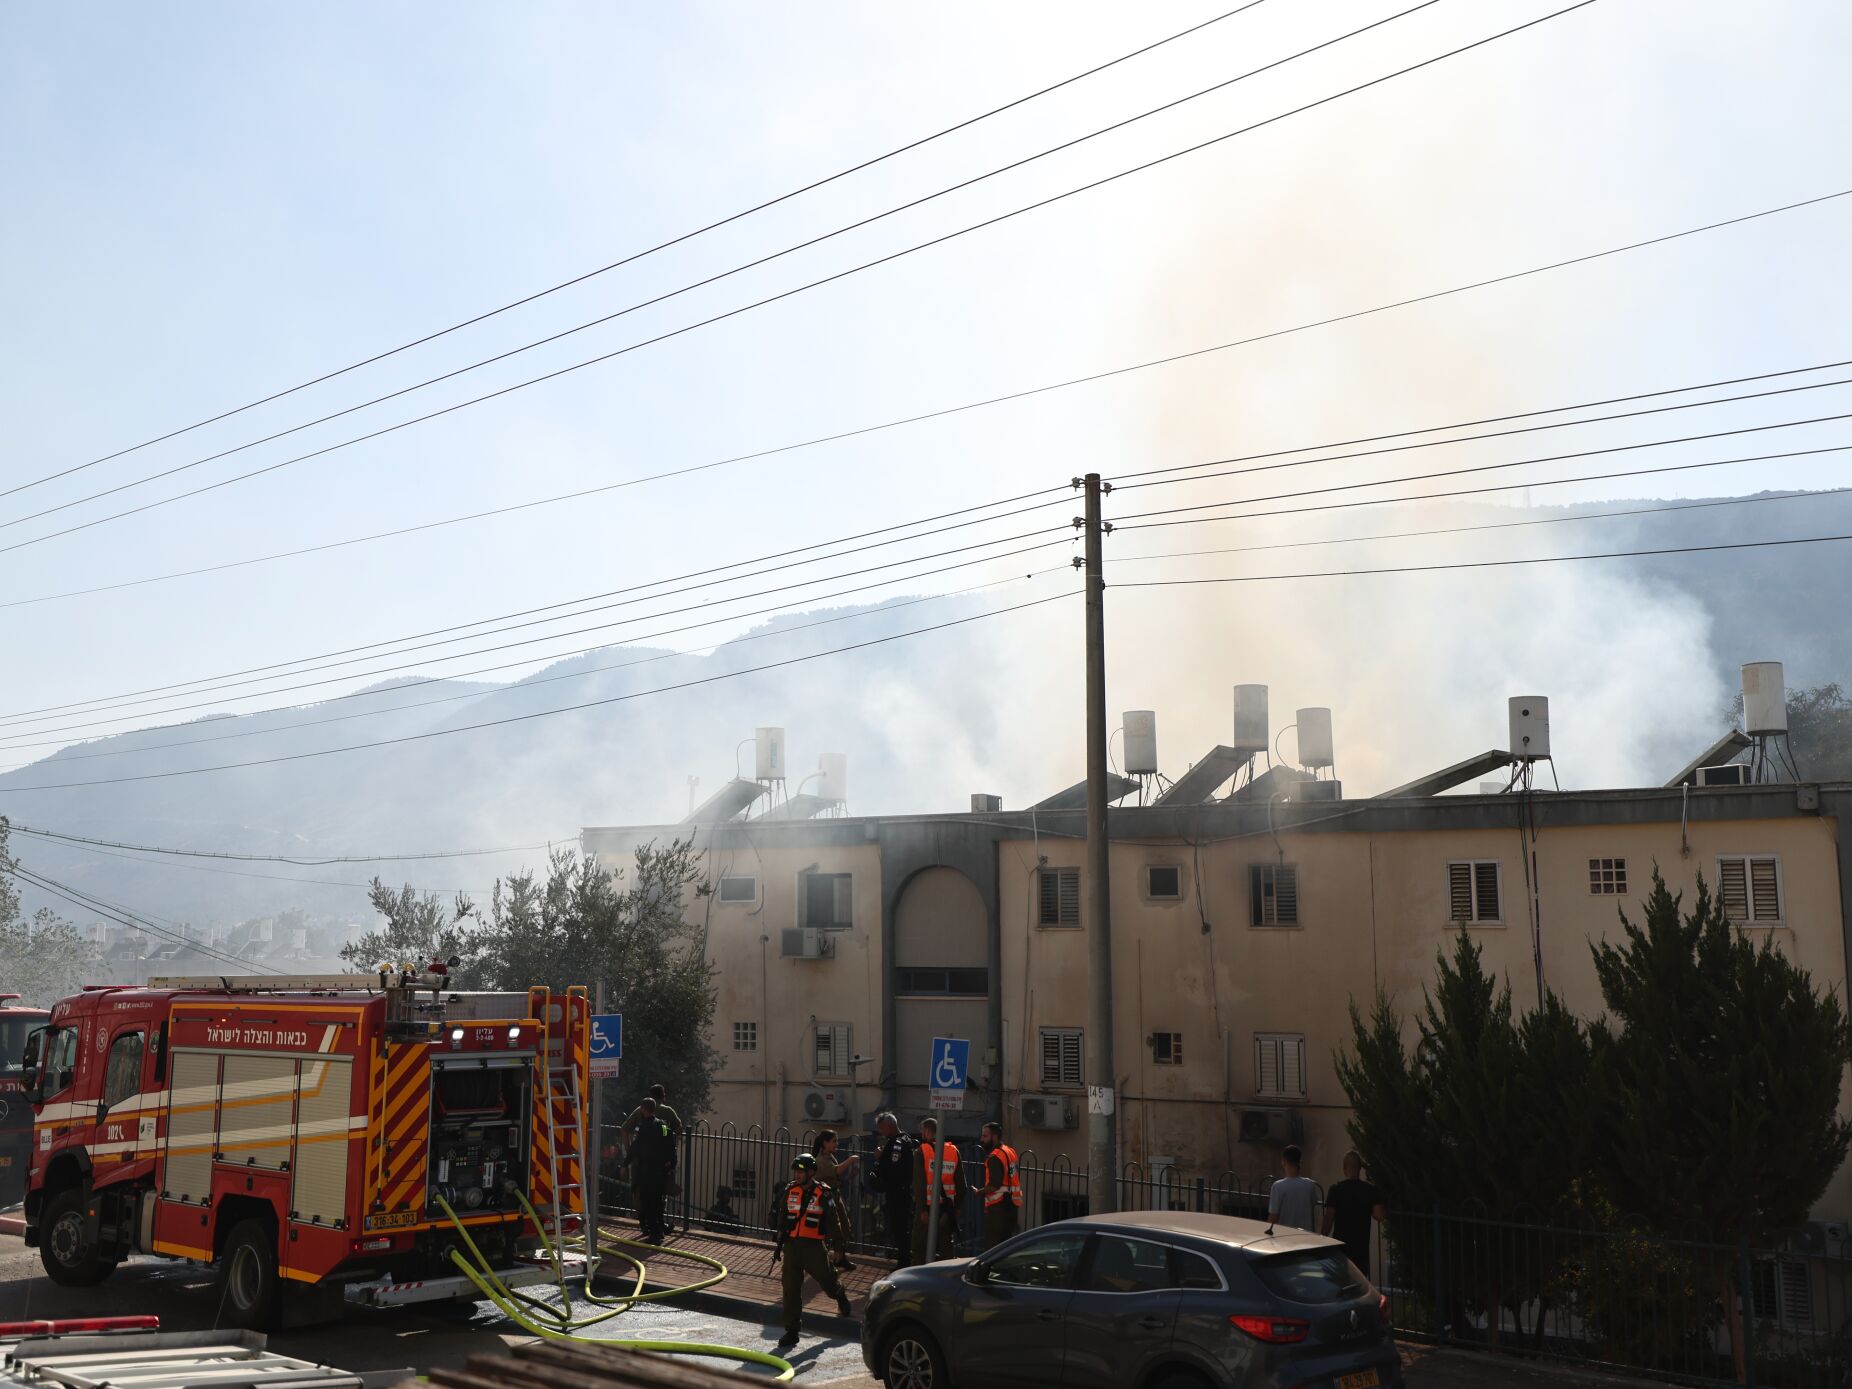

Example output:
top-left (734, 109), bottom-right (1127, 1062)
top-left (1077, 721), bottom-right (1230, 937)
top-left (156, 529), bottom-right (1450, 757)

top-left (2, 822), bottom-right (567, 865)
top-left (0, 526), bottom-right (1076, 738)
top-left (6, 206), bottom-right (1844, 614)
top-left (6, 862), bottom-right (282, 975)
top-left (0, 568), bottom-right (1069, 767)
top-left (11, 358), bottom-right (1834, 726)
top-left (2, 2), bottom-right (1267, 504)
top-left (0, 489), bottom-right (1073, 724)
top-left (1106, 410), bottom-right (1852, 525)
top-left (1111, 529), bottom-right (1852, 589)
top-left (1107, 442), bottom-right (1852, 534)
top-left (0, 0), bottom-right (1601, 557)
top-left (3, 1), bottom-right (1434, 538)
top-left (0, 589), bottom-right (1079, 793)
top-left (17, 833), bottom-right (494, 896)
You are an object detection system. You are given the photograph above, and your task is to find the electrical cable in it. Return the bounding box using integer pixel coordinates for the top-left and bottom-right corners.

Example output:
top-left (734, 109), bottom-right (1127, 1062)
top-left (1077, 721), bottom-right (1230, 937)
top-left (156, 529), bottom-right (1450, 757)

top-left (3, 0), bottom-right (1432, 537)
top-left (0, 568), bottom-right (1069, 768)
top-left (5, 1), bottom-right (1267, 504)
top-left (11, 365), bottom-right (1838, 728)
top-left (7, 208), bottom-right (1843, 613)
top-left (0, 588), bottom-right (1078, 793)
top-left (1109, 529), bottom-right (1852, 590)
top-left (1108, 441), bottom-right (1852, 534)
top-left (0, 823), bottom-right (564, 866)
top-left (4, 862), bottom-right (281, 974)
top-left (1106, 410), bottom-right (1852, 525)
top-left (0, 0), bottom-right (1601, 555)
top-left (0, 491), bottom-right (1076, 724)
top-left (0, 533), bottom-right (1075, 743)
top-left (9, 833), bottom-right (494, 896)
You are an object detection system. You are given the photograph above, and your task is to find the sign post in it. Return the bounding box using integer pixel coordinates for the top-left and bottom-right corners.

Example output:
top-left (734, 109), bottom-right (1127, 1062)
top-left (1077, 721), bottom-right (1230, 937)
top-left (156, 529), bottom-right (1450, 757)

top-left (588, 1000), bottom-right (620, 1268)
top-left (926, 1037), bottom-right (969, 1262)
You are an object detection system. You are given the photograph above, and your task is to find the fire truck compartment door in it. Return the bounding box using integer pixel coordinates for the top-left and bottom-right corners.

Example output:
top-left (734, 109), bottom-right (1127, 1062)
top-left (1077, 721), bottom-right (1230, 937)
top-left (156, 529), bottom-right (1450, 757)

top-left (291, 1057), bottom-right (353, 1227)
top-left (218, 1055), bottom-right (297, 1170)
top-left (162, 1052), bottom-right (220, 1202)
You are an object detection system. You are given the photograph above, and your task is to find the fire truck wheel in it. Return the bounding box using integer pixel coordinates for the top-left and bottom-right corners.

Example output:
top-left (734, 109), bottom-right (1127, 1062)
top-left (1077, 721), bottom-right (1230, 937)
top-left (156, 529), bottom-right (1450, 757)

top-left (218, 1219), bottom-right (280, 1329)
top-left (39, 1188), bottom-right (115, 1287)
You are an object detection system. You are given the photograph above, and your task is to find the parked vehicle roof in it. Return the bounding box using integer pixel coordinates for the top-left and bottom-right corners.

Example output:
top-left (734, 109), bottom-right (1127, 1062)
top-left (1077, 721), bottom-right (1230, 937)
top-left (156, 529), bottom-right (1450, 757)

top-left (1062, 1209), bottom-right (1343, 1252)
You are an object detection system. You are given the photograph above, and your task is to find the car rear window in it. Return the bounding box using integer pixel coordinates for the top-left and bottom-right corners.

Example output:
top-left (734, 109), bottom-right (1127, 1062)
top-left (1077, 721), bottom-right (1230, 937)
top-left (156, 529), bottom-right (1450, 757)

top-left (1248, 1249), bottom-right (1364, 1304)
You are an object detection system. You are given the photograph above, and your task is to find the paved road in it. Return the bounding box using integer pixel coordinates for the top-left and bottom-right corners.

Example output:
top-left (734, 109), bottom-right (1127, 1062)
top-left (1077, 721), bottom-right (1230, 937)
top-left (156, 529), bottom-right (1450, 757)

top-left (0, 1235), bottom-right (877, 1384)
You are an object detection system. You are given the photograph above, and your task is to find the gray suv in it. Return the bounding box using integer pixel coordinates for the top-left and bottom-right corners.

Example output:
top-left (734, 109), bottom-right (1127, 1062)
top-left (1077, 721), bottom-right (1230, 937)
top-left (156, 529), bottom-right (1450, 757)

top-left (861, 1210), bottom-right (1401, 1389)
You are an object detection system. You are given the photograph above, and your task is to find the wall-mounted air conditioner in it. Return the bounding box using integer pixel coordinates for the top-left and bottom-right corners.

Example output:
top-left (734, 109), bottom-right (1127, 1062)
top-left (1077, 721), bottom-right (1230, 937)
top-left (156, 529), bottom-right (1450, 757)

top-left (803, 1088), bottom-right (849, 1123)
top-left (780, 928), bottom-right (835, 960)
top-left (1020, 1095), bottom-right (1077, 1131)
top-left (1696, 763), bottom-right (1751, 787)
top-left (1238, 1108), bottom-right (1294, 1146)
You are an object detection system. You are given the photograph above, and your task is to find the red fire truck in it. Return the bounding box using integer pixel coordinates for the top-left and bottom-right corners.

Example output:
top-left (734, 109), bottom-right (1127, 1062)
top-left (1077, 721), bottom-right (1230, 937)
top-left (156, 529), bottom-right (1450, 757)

top-left (1, 996), bottom-right (51, 1207)
top-left (17, 971), bottom-right (590, 1328)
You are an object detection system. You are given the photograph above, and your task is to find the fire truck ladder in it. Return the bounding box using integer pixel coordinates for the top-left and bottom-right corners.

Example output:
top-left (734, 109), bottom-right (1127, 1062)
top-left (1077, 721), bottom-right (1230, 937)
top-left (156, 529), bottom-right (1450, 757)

top-left (536, 986), bottom-right (591, 1272)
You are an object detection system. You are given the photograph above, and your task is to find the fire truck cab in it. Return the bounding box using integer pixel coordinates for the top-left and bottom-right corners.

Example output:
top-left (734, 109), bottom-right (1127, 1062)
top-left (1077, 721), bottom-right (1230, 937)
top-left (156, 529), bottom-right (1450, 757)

top-left (18, 973), bottom-right (589, 1328)
top-left (1, 996), bottom-right (51, 1208)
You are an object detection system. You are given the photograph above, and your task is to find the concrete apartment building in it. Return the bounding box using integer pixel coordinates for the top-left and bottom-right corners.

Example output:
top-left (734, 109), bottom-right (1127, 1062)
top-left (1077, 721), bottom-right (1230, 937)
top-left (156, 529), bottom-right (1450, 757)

top-left (582, 682), bottom-right (1852, 1226)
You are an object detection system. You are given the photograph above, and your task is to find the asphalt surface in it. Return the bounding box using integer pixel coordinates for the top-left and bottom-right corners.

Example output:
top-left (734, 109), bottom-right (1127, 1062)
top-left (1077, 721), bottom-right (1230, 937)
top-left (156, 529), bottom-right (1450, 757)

top-left (0, 1235), bottom-right (877, 1384)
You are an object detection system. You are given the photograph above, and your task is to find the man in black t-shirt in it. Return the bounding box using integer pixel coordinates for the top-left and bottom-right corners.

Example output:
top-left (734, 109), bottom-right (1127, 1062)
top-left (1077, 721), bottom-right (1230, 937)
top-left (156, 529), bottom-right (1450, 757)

top-left (1322, 1150), bottom-right (1387, 1276)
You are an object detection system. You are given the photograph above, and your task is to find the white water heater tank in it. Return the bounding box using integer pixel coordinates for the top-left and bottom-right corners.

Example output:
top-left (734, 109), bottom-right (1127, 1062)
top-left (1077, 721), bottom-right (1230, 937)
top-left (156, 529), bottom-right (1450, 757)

top-left (754, 726), bottom-right (786, 781)
top-left (1508, 696), bottom-right (1550, 761)
top-left (1122, 711), bottom-right (1158, 775)
top-left (1296, 707), bottom-right (1335, 769)
top-left (818, 752), bottom-right (848, 802)
top-left (1233, 685), bottom-right (1270, 756)
top-left (1742, 662), bottom-right (1788, 735)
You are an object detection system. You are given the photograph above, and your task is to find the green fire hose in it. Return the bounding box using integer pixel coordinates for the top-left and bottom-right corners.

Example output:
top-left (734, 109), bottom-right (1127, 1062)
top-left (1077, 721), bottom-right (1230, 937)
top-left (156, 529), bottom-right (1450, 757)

top-left (435, 1194), bottom-right (795, 1380)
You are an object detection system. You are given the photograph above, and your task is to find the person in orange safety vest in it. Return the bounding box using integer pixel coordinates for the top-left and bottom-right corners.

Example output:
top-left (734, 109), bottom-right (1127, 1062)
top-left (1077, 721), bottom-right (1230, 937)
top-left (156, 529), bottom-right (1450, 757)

top-left (771, 1152), bottom-right (852, 1349)
top-left (978, 1120), bottom-right (1023, 1249)
top-left (910, 1116), bottom-right (969, 1263)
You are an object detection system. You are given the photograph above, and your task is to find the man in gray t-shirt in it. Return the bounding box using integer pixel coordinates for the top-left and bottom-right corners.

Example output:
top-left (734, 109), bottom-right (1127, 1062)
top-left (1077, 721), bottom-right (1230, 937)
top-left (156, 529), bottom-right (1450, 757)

top-left (1266, 1144), bottom-right (1320, 1232)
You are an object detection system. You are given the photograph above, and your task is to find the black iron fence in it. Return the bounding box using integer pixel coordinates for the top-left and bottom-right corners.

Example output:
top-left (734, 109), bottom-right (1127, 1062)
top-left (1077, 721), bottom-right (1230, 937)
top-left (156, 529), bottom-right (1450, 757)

top-left (594, 1127), bottom-right (1852, 1386)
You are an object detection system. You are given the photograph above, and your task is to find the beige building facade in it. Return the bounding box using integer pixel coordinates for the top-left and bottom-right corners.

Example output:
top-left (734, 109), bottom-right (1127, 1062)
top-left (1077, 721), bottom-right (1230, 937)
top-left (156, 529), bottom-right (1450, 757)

top-left (584, 779), bottom-right (1852, 1218)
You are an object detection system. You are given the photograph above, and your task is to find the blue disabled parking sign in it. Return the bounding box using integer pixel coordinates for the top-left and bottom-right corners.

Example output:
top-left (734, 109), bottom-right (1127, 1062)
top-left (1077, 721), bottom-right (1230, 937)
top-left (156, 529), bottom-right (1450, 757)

top-left (590, 1013), bottom-right (623, 1077)
top-left (929, 1036), bottom-right (969, 1111)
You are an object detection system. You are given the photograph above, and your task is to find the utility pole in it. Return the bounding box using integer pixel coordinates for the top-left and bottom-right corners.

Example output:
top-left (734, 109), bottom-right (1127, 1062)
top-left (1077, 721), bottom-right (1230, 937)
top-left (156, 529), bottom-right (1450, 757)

top-left (1078, 472), bottom-right (1117, 1214)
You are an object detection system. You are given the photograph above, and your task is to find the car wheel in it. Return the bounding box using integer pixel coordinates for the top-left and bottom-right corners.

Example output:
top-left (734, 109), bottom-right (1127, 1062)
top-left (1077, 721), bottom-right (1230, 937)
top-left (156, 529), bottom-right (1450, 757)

top-left (39, 1188), bottom-right (113, 1287)
top-left (217, 1219), bottom-right (280, 1329)
top-left (882, 1325), bottom-right (949, 1389)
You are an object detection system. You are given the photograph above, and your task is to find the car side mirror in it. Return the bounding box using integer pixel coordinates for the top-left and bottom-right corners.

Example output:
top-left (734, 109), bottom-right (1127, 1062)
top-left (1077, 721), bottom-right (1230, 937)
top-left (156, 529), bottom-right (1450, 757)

top-left (964, 1263), bottom-right (990, 1285)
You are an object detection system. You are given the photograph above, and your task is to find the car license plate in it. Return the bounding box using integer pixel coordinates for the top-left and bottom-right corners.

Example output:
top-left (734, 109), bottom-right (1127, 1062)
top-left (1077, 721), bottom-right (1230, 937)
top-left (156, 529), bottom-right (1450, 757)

top-left (0, 1156), bottom-right (12, 1168)
top-left (1338, 1372), bottom-right (1380, 1389)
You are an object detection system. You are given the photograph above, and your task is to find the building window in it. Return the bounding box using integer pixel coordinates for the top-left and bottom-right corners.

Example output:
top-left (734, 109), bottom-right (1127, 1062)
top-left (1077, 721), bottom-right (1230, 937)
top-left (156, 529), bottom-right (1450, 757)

top-left (802, 872), bottom-right (853, 929)
top-left (1447, 861), bottom-right (1503, 924)
top-left (1588, 858), bottom-right (1627, 895)
top-left (1255, 1032), bottom-right (1307, 1099)
top-left (1040, 1027), bottom-right (1084, 1088)
top-left (814, 1021), bottom-right (852, 1079)
top-left (1038, 867), bottom-right (1081, 927)
top-left (896, 967), bottom-right (990, 996)
top-left (732, 1021), bottom-right (758, 1052)
top-left (1250, 864), bottom-right (1299, 927)
top-left (1751, 1256), bottom-right (1814, 1332)
top-left (717, 875), bottom-right (757, 904)
top-left (1718, 855), bottom-right (1783, 924)
top-left (1151, 1031), bottom-right (1183, 1066)
top-left (1146, 865), bottom-right (1182, 900)
top-left (730, 1166), bottom-right (758, 1201)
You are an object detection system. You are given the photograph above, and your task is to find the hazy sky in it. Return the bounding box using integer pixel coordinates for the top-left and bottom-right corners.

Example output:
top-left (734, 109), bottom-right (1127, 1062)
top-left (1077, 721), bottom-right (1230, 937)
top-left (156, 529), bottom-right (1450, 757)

top-left (3, 0), bottom-right (1850, 813)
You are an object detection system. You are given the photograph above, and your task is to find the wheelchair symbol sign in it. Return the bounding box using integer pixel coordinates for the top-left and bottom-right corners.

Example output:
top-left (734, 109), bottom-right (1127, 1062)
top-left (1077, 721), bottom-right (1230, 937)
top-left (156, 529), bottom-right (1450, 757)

top-left (590, 1014), bottom-right (623, 1077)
top-left (929, 1037), bottom-right (969, 1110)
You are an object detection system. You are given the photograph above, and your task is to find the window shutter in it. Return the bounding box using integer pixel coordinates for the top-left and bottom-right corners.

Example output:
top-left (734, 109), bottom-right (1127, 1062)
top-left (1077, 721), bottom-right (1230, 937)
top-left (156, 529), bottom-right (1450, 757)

top-left (1284, 1035), bottom-right (1306, 1097)
top-left (1449, 863), bottom-right (1473, 922)
top-left (1063, 1030), bottom-right (1083, 1086)
top-left (1275, 866), bottom-right (1299, 924)
top-left (1719, 858), bottom-right (1750, 921)
top-left (1059, 869), bottom-right (1080, 925)
top-left (1255, 1036), bottom-right (1280, 1094)
top-left (832, 875), bottom-right (853, 926)
top-left (1781, 1257), bottom-right (1813, 1329)
top-left (1474, 862), bottom-right (1501, 921)
top-left (1750, 859), bottom-right (1781, 921)
top-left (1041, 1029), bottom-right (1061, 1084)
top-left (1039, 870), bottom-right (1059, 924)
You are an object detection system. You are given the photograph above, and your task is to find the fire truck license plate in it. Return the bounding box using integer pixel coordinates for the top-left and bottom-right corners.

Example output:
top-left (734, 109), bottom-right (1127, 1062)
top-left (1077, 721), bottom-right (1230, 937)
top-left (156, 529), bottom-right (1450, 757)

top-left (0, 1155), bottom-right (12, 1167)
top-left (365, 1210), bottom-right (421, 1231)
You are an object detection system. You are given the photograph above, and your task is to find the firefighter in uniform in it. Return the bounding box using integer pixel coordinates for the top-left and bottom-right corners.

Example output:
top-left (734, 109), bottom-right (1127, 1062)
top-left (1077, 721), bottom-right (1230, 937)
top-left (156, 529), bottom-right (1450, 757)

top-left (625, 1096), bottom-right (677, 1245)
top-left (978, 1120), bottom-right (1023, 1249)
top-left (772, 1153), bottom-right (853, 1350)
top-left (910, 1116), bottom-right (968, 1264)
top-left (870, 1112), bottom-right (916, 1267)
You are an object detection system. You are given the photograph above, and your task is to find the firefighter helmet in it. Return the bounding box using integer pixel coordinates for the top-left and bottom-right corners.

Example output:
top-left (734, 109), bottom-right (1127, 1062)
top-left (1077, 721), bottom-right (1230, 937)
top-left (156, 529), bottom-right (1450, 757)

top-left (791, 1152), bottom-right (818, 1173)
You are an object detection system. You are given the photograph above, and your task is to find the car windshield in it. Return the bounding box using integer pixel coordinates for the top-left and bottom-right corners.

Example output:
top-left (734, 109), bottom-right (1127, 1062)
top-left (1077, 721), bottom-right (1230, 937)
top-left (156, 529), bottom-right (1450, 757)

top-left (0, 1016), bottom-right (34, 1072)
top-left (1249, 1248), bottom-right (1364, 1304)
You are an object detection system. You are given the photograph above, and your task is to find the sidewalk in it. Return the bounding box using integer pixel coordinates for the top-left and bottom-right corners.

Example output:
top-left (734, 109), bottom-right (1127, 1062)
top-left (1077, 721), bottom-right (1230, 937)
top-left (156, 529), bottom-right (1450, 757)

top-left (596, 1224), bottom-right (896, 1336)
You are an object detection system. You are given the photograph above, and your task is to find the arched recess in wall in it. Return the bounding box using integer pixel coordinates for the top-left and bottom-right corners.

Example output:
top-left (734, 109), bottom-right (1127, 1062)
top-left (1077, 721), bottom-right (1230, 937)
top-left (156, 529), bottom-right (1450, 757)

top-left (891, 865), bottom-right (991, 1124)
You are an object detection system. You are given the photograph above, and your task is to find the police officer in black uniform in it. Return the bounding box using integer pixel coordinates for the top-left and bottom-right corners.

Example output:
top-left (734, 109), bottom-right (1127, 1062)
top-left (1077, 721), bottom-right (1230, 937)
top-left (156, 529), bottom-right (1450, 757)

top-left (869, 1110), bottom-right (915, 1267)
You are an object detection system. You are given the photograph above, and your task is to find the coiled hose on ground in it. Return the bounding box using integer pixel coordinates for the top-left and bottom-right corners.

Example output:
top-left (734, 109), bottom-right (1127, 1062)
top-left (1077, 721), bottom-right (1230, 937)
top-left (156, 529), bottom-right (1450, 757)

top-left (436, 1193), bottom-right (796, 1380)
